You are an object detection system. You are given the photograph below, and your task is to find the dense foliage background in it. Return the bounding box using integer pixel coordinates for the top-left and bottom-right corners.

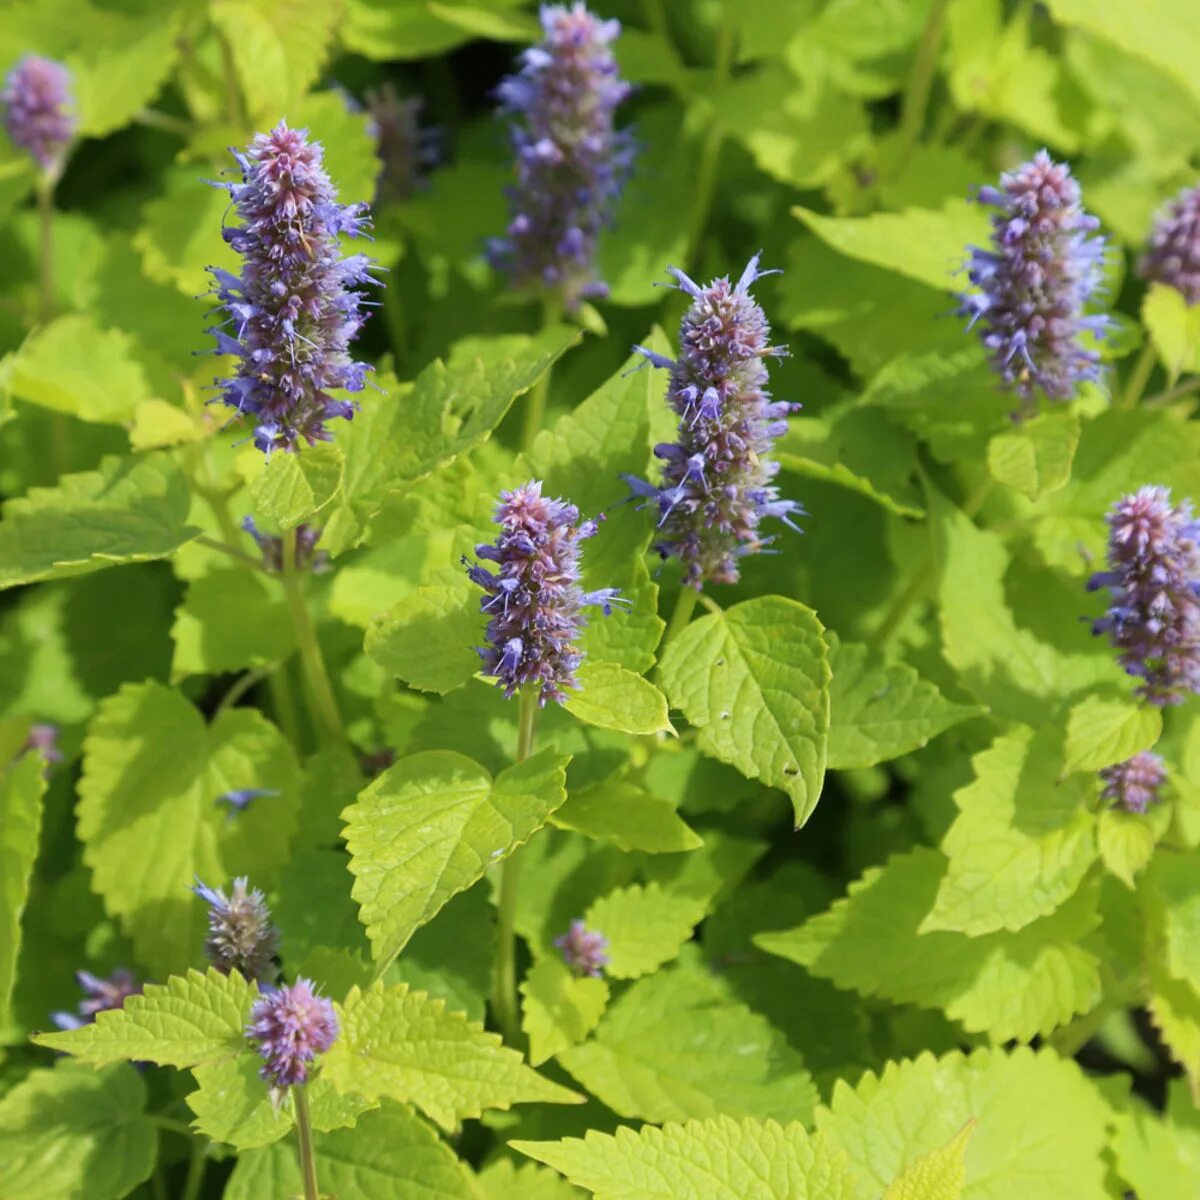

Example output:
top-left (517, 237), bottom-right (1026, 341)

top-left (2, 0), bottom-right (1200, 1196)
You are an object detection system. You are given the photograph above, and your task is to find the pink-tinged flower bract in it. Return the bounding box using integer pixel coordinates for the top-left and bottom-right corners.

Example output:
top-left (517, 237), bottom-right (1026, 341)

top-left (209, 121), bottom-right (375, 454)
top-left (490, 2), bottom-right (633, 309)
top-left (194, 876), bottom-right (279, 983)
top-left (555, 919), bottom-right (608, 977)
top-left (50, 968), bottom-right (141, 1031)
top-left (246, 977), bottom-right (338, 1090)
top-left (1139, 183), bottom-right (1200, 306)
top-left (958, 150), bottom-right (1110, 408)
top-left (464, 480), bottom-right (626, 706)
top-left (1089, 485), bottom-right (1200, 705)
top-left (624, 255), bottom-right (802, 589)
top-left (2, 56), bottom-right (73, 174)
top-left (1100, 751), bottom-right (1167, 814)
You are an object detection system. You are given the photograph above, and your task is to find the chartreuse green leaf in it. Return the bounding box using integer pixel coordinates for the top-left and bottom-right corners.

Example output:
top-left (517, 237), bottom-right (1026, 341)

top-left (1099, 801), bottom-right (1171, 889)
top-left (77, 682), bottom-right (300, 977)
top-left (0, 453), bottom-right (199, 591)
top-left (550, 777), bottom-right (702, 854)
top-left (0, 1063), bottom-right (155, 1200)
top-left (882, 1121), bottom-right (974, 1200)
top-left (0, 752), bottom-right (46, 1025)
top-left (478, 1158), bottom-right (584, 1200)
top-left (323, 327), bottom-right (579, 554)
top-left (659, 597), bottom-right (830, 827)
top-left (1043, 0), bottom-right (1200, 108)
top-left (210, 0), bottom-right (340, 118)
top-left (223, 1104), bottom-right (481, 1200)
top-left (7, 315), bottom-right (151, 424)
top-left (321, 982), bottom-right (581, 1128)
top-left (344, 749), bottom-right (569, 970)
top-left (756, 849), bottom-right (1101, 1042)
top-left (1149, 850), bottom-right (1200, 992)
top-left (170, 569), bottom-right (294, 679)
top-left (1063, 694), bottom-right (1162, 773)
top-left (1111, 1079), bottom-right (1200, 1200)
top-left (922, 728), bottom-right (1097, 936)
top-left (814, 1047), bottom-right (1111, 1200)
top-left (1142, 283), bottom-right (1200, 382)
top-left (986, 411), bottom-right (1080, 500)
top-left (794, 201), bottom-right (989, 292)
top-left (514, 1116), bottom-right (856, 1199)
top-left (521, 956), bottom-right (609, 1067)
top-left (826, 637), bottom-right (981, 770)
top-left (564, 663), bottom-right (673, 736)
top-left (558, 966), bottom-right (817, 1125)
top-left (366, 582), bottom-right (481, 694)
top-left (1148, 964), bottom-right (1200, 1098)
top-left (248, 443), bottom-right (344, 531)
top-left (187, 1059), bottom-right (373, 1150)
top-left (583, 883), bottom-right (708, 979)
top-left (34, 967), bottom-right (255, 1065)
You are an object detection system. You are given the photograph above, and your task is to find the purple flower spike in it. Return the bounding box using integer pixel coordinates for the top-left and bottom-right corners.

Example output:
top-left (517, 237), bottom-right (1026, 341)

top-left (1139, 184), bottom-right (1200, 305)
top-left (555, 919), bottom-right (608, 978)
top-left (1100, 751), bottom-right (1167, 814)
top-left (464, 480), bottom-right (627, 706)
top-left (208, 121), bottom-right (376, 454)
top-left (624, 256), bottom-right (802, 589)
top-left (1089, 485), bottom-right (1200, 705)
top-left (50, 968), bottom-right (141, 1031)
top-left (364, 84), bottom-right (436, 205)
top-left (958, 150), bottom-right (1111, 409)
top-left (2, 56), bottom-right (73, 175)
top-left (194, 876), bottom-right (279, 983)
top-left (246, 977), bottom-right (338, 1091)
top-left (489, 2), bottom-right (634, 309)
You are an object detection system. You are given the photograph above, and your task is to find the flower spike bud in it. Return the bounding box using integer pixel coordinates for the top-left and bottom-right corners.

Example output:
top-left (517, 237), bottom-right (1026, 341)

top-left (194, 876), bottom-right (280, 983)
top-left (246, 977), bottom-right (338, 1091)
top-left (555, 919), bottom-right (608, 977)
top-left (1100, 752), bottom-right (1167, 814)
top-left (50, 968), bottom-right (141, 1031)
top-left (1139, 183), bottom-right (1200, 305)
top-left (2, 56), bottom-right (73, 175)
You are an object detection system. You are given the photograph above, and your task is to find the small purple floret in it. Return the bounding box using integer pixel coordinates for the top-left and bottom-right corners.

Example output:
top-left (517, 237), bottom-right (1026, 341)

top-left (464, 480), bottom-right (626, 706)
top-left (1100, 751), bottom-right (1167, 814)
top-left (50, 968), bottom-right (141, 1031)
top-left (242, 516), bottom-right (328, 573)
top-left (1140, 184), bottom-right (1200, 306)
top-left (246, 977), bottom-right (339, 1090)
top-left (555, 920), bottom-right (608, 978)
top-left (1089, 485), bottom-right (1200, 705)
top-left (22, 722), bottom-right (62, 765)
top-left (958, 150), bottom-right (1111, 409)
top-left (217, 787), bottom-right (280, 813)
top-left (2, 56), bottom-right (73, 174)
top-left (194, 876), bottom-right (279, 983)
top-left (208, 121), bottom-right (376, 454)
top-left (489, 2), bottom-right (634, 308)
top-left (624, 255), bottom-right (802, 588)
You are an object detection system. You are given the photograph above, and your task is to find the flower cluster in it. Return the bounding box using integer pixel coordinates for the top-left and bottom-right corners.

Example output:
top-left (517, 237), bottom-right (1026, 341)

top-left (1089, 485), bottom-right (1200, 704)
top-left (246, 978), bottom-right (338, 1090)
top-left (555, 920), bottom-right (608, 977)
top-left (51, 969), bottom-right (141, 1031)
top-left (242, 516), bottom-right (328, 573)
top-left (194, 877), bottom-right (279, 983)
top-left (958, 150), bottom-right (1110, 407)
top-left (209, 121), bottom-right (375, 454)
top-left (22, 722), bottom-right (62, 766)
top-left (1100, 752), bottom-right (1167, 814)
top-left (365, 83), bottom-right (436, 205)
top-left (1139, 183), bottom-right (1200, 305)
top-left (464, 480), bottom-right (625, 705)
top-left (2, 55), bottom-right (73, 174)
top-left (490, 2), bottom-right (633, 308)
top-left (624, 256), bottom-right (801, 588)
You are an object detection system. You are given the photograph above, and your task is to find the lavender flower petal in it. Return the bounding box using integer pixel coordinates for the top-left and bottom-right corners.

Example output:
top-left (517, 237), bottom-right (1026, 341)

top-left (958, 150), bottom-right (1111, 407)
top-left (1100, 751), bottom-right (1167, 814)
top-left (2, 56), bottom-right (73, 174)
top-left (555, 919), bottom-right (608, 977)
top-left (624, 255), bottom-right (803, 588)
top-left (1139, 183), bottom-right (1200, 305)
top-left (208, 121), bottom-right (376, 454)
top-left (246, 977), bottom-right (338, 1090)
top-left (50, 968), bottom-right (141, 1030)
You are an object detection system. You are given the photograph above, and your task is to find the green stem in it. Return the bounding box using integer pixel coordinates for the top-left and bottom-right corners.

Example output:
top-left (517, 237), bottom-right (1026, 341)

top-left (1119, 342), bottom-right (1157, 410)
top-left (644, 0), bottom-right (669, 39)
top-left (268, 661), bottom-right (303, 748)
top-left (491, 687), bottom-right (539, 1046)
top-left (661, 586), bottom-right (699, 652)
top-left (1049, 998), bottom-right (1117, 1059)
top-left (1145, 374), bottom-right (1200, 407)
top-left (149, 1115), bottom-right (196, 1138)
top-left (193, 533), bottom-right (270, 574)
top-left (136, 108), bottom-right (193, 137)
top-left (179, 1143), bottom-right (206, 1200)
top-left (281, 531), bottom-right (345, 746)
top-left (892, 0), bottom-right (951, 172)
top-left (36, 177), bottom-right (55, 326)
top-left (292, 1086), bottom-right (322, 1200)
top-left (217, 29), bottom-right (244, 127)
top-left (214, 666), bottom-right (269, 718)
top-left (521, 298), bottom-right (562, 453)
top-left (685, 0), bottom-right (735, 268)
